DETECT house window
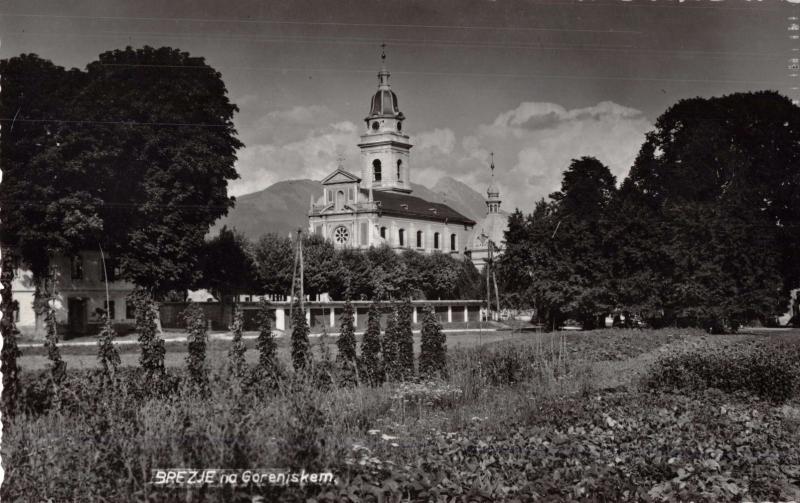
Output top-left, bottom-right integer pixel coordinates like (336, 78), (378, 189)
(398, 229), (405, 247)
(451, 234), (457, 251)
(125, 300), (135, 320)
(380, 226), (387, 239)
(373, 159), (382, 182)
(71, 255), (83, 280)
(104, 300), (116, 320)
(397, 160), (402, 181)
(434, 232), (440, 250)
(100, 257), (118, 282)
(416, 230), (423, 248)
(348, 187), (354, 201)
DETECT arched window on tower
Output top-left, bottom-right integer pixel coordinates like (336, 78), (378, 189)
(397, 160), (402, 182)
(434, 232), (440, 250)
(373, 159), (382, 182)
(416, 230), (423, 248)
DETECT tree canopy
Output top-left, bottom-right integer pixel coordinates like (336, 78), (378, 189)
(0, 47), (242, 295)
(498, 91), (800, 331)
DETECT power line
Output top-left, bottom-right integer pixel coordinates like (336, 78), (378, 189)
(0, 66), (782, 86)
(0, 118), (233, 128)
(7, 30), (784, 60)
(0, 12), (642, 34)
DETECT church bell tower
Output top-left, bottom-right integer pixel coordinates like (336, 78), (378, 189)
(358, 45), (413, 193)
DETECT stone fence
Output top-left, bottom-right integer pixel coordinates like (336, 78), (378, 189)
(159, 300), (486, 333)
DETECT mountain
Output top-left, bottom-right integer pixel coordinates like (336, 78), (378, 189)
(212, 177), (500, 241)
(212, 179), (322, 239)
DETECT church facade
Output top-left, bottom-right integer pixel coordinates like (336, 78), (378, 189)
(466, 158), (508, 272)
(308, 53), (477, 255)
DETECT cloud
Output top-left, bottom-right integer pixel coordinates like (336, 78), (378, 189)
(450, 101), (651, 212)
(231, 101), (653, 212)
(230, 117), (360, 196)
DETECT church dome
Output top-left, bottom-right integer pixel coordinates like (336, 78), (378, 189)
(487, 180), (500, 199)
(369, 88), (401, 117)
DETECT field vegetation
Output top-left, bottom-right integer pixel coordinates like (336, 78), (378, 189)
(3, 312), (800, 501)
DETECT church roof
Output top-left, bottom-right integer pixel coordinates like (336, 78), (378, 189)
(360, 189), (475, 226)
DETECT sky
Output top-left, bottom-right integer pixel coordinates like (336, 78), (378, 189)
(1, 0), (798, 213)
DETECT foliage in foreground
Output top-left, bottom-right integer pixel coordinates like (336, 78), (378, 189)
(4, 330), (800, 502)
(643, 341), (800, 402)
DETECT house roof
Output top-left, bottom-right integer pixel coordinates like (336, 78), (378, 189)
(360, 189), (476, 226)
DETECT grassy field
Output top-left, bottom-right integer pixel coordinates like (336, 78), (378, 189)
(3, 328), (800, 502)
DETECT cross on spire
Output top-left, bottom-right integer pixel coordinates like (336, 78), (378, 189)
(336, 154), (346, 168)
(380, 42), (386, 61)
(490, 152), (495, 175)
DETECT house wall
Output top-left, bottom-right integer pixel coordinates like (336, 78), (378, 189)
(10, 251), (137, 338)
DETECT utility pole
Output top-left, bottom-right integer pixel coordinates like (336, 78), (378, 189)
(486, 239), (493, 322)
(298, 228), (304, 312)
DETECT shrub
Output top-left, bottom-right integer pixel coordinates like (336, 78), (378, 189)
(130, 288), (165, 387)
(96, 316), (121, 376)
(419, 305), (447, 379)
(228, 307), (246, 378)
(44, 302), (66, 382)
(360, 303), (384, 386)
(182, 302), (208, 391)
(255, 299), (276, 365)
(314, 325), (335, 390)
(290, 300), (311, 372)
(643, 342), (800, 402)
(1, 257), (22, 420)
(383, 306), (402, 381)
(253, 298), (280, 386)
(395, 298), (415, 380)
(336, 300), (358, 386)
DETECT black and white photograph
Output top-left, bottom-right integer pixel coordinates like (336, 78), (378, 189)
(1, 0), (800, 501)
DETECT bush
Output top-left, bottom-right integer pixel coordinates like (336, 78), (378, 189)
(183, 302), (208, 391)
(290, 300), (311, 372)
(360, 303), (384, 386)
(643, 342), (800, 402)
(96, 316), (121, 375)
(228, 307), (246, 378)
(419, 305), (447, 379)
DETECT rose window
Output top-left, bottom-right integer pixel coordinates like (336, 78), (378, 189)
(333, 226), (350, 244)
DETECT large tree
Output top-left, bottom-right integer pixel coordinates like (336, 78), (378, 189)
(0, 54), (99, 319)
(1, 47), (242, 297)
(618, 91), (799, 329)
(301, 234), (339, 300)
(197, 226), (257, 302)
(253, 233), (295, 297)
(498, 158), (617, 329)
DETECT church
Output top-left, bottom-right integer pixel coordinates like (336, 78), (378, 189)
(308, 50), (507, 269)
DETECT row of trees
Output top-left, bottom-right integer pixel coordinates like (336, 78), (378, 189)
(290, 298), (448, 385)
(498, 92), (800, 332)
(199, 228), (484, 302)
